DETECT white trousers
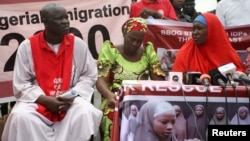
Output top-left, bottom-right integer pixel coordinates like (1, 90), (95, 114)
(1, 97), (102, 141)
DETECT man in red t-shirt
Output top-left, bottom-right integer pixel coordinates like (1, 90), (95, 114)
(130, 0), (178, 20)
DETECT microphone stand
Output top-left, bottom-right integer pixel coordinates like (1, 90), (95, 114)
(204, 85), (210, 128)
(233, 72), (250, 112)
(228, 74), (239, 124)
(201, 75), (212, 126)
(232, 87), (240, 125)
(180, 82), (204, 141)
(241, 81), (250, 111)
(221, 84), (229, 125)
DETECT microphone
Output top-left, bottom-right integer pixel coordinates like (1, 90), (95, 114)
(209, 68), (227, 88)
(183, 72), (202, 85)
(200, 74), (211, 87)
(217, 77), (227, 88)
(233, 71), (250, 84)
(168, 72), (183, 84)
(218, 63), (236, 88)
(173, 75), (179, 82)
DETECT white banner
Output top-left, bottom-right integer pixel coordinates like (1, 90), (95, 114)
(0, 0), (130, 98)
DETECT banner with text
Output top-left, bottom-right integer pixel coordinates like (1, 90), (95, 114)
(143, 19), (250, 73)
(115, 80), (250, 141)
(0, 0), (130, 100)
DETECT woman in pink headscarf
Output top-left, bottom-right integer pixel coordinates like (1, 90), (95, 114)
(186, 104), (208, 141)
(173, 104), (187, 141)
(134, 101), (178, 141)
(231, 106), (250, 125)
(134, 101), (201, 141)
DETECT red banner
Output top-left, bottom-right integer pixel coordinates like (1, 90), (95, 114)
(143, 19), (250, 73)
(144, 19), (250, 50)
(115, 80), (250, 141)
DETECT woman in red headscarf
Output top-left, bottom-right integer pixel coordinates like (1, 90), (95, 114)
(172, 13), (245, 74)
(96, 17), (166, 141)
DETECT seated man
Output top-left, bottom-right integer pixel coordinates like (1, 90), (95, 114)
(1, 3), (102, 141)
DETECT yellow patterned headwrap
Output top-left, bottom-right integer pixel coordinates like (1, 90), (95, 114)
(122, 17), (147, 35)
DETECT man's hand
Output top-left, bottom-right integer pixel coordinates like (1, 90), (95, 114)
(140, 8), (163, 19)
(36, 95), (73, 113)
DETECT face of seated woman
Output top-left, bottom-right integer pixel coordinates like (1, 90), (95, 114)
(215, 107), (225, 120)
(192, 22), (208, 46)
(238, 107), (249, 120)
(124, 30), (145, 52)
(152, 110), (176, 139)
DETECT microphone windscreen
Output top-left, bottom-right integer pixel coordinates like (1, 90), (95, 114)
(183, 72), (201, 85)
(200, 74), (211, 86)
(240, 75), (250, 84)
(233, 71), (244, 81)
(234, 71), (250, 84)
(236, 71), (247, 77)
(200, 74), (211, 81)
(218, 63), (236, 77)
(209, 68), (227, 85)
(217, 78), (226, 88)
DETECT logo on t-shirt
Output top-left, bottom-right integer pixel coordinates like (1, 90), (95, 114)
(158, 9), (164, 15)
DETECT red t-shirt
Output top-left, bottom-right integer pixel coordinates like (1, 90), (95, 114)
(130, 0), (178, 20)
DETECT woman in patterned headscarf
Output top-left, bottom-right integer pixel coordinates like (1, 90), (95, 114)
(96, 17), (166, 141)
